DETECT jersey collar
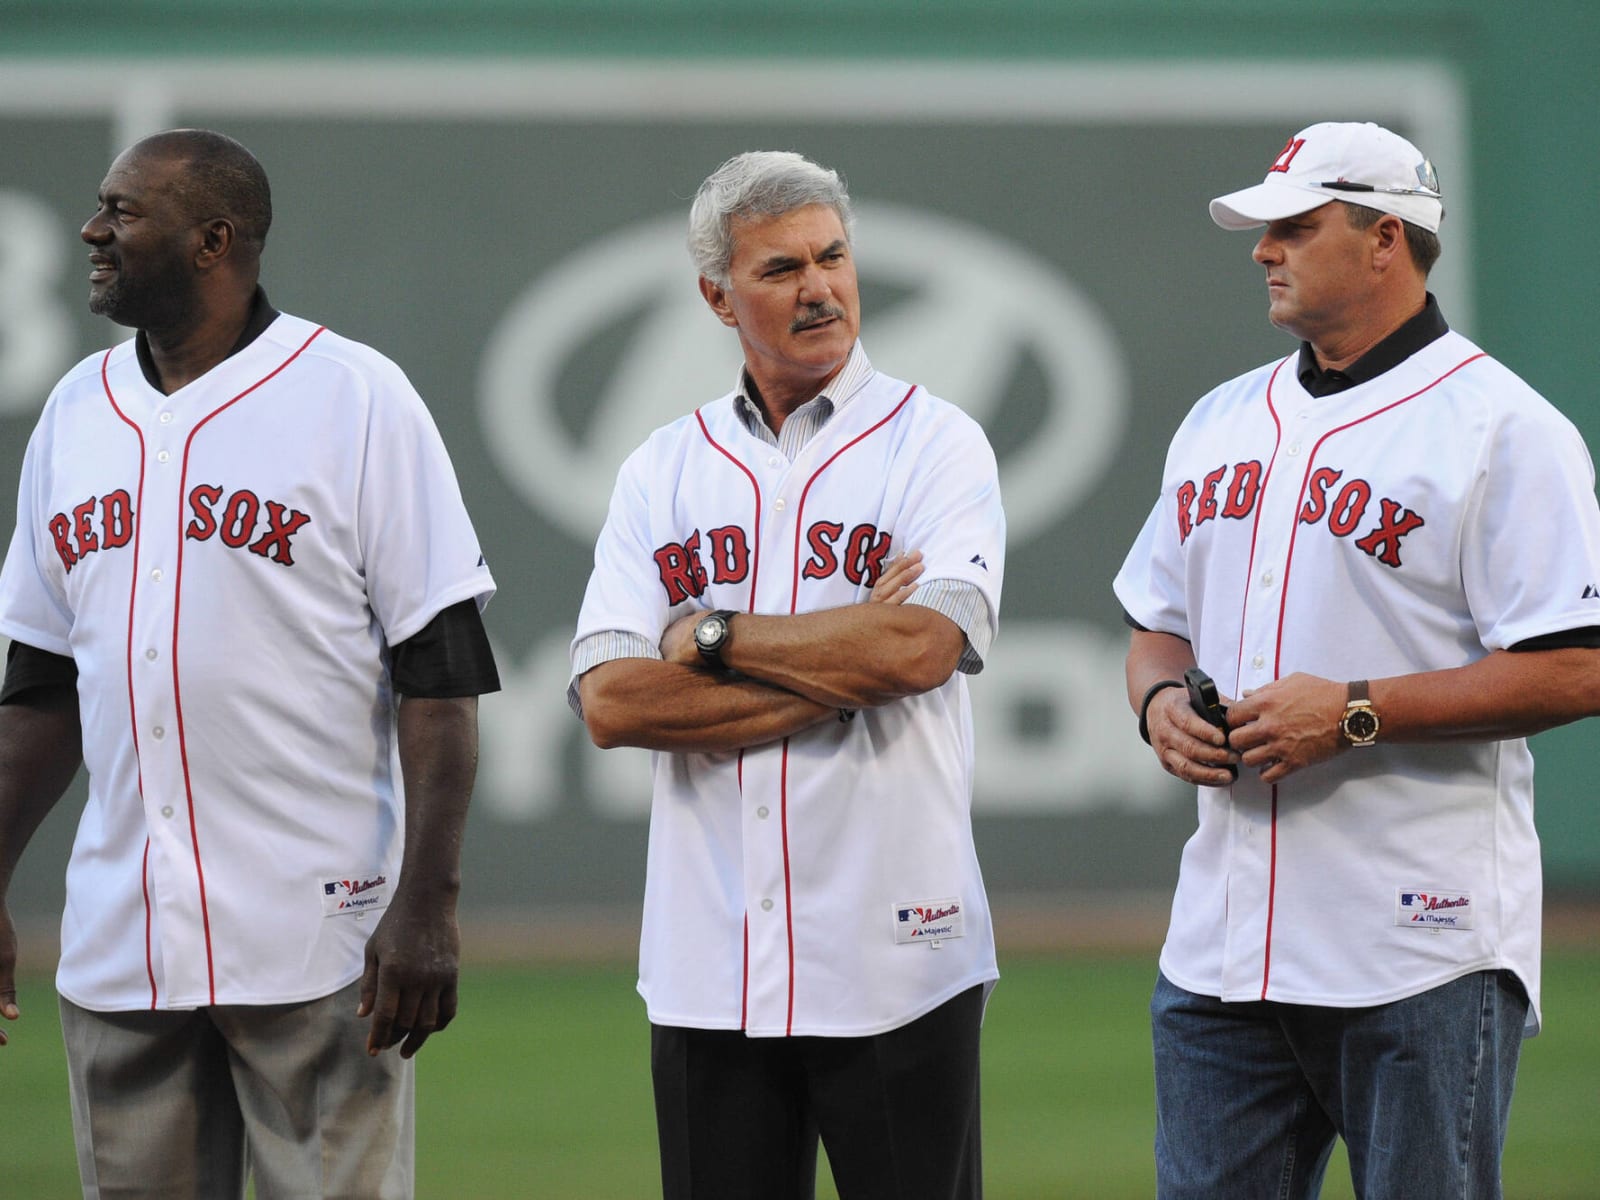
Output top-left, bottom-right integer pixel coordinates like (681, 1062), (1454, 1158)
(133, 286), (282, 393)
(1296, 293), (1449, 398)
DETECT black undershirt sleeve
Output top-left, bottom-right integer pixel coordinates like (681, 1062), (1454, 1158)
(389, 598), (502, 698)
(3, 601), (503, 707)
(1508, 626), (1600, 651)
(0, 640), (78, 707)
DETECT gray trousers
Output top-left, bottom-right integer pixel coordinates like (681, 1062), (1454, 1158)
(59, 979), (415, 1200)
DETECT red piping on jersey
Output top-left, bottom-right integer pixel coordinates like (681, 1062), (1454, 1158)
(695, 384), (917, 1035)
(1231, 359), (1290, 704)
(780, 740), (796, 1034)
(695, 409), (764, 608)
(1254, 350), (1487, 999)
(739, 753), (748, 1031)
(100, 351), (156, 1004)
(788, 385), (918, 614)
(695, 408), (766, 1030)
(782, 383), (917, 1034)
(105, 326), (328, 1007)
(141, 840), (156, 1007)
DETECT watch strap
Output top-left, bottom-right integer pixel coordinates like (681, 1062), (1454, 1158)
(1137, 679), (1184, 745)
(1341, 678), (1379, 746)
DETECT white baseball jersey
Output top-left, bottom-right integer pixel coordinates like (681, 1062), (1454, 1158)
(0, 312), (495, 1012)
(571, 349), (1005, 1038)
(1114, 328), (1600, 1033)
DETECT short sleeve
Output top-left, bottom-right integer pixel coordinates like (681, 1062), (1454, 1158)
(889, 409), (1005, 653)
(1460, 396), (1600, 651)
(570, 442), (679, 659)
(1112, 495), (1192, 640)
(0, 417), (76, 656)
(355, 361), (496, 645)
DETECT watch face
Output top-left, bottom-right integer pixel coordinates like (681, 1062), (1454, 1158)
(1344, 709), (1379, 741)
(695, 616), (725, 648)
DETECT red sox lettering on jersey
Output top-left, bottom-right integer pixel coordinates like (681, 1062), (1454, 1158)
(47, 486), (313, 572)
(1175, 460), (1425, 568)
(654, 521), (891, 604)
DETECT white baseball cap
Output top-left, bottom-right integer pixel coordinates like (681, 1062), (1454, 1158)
(1210, 121), (1443, 233)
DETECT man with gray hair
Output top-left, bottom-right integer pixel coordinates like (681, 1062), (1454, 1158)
(569, 149), (1006, 1199)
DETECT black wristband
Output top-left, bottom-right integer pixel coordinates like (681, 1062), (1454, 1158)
(1138, 679), (1184, 745)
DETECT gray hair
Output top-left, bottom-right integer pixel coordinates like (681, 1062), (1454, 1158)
(687, 151), (854, 286)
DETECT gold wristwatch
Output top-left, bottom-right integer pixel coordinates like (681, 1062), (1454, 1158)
(1339, 679), (1380, 747)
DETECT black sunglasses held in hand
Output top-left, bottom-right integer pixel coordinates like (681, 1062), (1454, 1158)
(1184, 667), (1237, 781)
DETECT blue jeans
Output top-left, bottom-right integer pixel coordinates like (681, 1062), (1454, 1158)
(1151, 969), (1527, 1200)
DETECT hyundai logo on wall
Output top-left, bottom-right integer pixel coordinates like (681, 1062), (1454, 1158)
(477, 203), (1128, 544)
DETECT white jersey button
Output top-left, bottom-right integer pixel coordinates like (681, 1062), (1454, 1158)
(1287, 442), (1302, 456)
(161, 805), (174, 818)
(768, 456), (782, 468)
(756, 806), (770, 819)
(149, 568), (163, 582)
(1260, 570), (1274, 587)
(1251, 653), (1265, 669)
(152, 725), (165, 739)
(157, 450), (170, 463)
(774, 498), (786, 512)
(159, 411), (173, 424)
(760, 898), (774, 912)
(145, 649), (157, 661)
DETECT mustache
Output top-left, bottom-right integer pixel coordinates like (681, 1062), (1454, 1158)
(789, 303), (845, 333)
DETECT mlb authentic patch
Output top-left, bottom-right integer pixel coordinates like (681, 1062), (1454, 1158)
(1395, 888), (1473, 930)
(321, 873), (391, 918)
(893, 897), (965, 946)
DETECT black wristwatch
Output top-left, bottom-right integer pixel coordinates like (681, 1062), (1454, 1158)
(693, 609), (736, 669)
(1339, 679), (1380, 747)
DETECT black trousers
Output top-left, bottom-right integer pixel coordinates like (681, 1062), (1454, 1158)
(651, 984), (985, 1200)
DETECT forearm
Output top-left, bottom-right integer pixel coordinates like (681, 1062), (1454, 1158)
(1369, 647), (1600, 742)
(580, 657), (835, 753)
(0, 697), (83, 895)
(394, 696), (479, 906)
(1124, 629), (1199, 713)
(718, 604), (965, 709)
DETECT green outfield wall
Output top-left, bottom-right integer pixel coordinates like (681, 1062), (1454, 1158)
(1, 1), (1595, 935)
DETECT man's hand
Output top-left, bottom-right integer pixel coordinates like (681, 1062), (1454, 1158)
(0, 902), (18, 1047)
(1145, 684), (1239, 787)
(870, 550), (923, 604)
(356, 893), (461, 1059)
(1226, 672), (1347, 784)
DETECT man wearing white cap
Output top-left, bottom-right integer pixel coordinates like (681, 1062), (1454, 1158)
(1114, 121), (1600, 1198)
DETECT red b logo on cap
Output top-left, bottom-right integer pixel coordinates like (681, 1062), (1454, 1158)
(1269, 137), (1306, 173)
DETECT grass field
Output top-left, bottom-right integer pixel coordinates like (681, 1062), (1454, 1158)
(4, 952), (1597, 1198)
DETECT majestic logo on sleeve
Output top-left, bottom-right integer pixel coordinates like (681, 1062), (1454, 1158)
(654, 520), (891, 604)
(1175, 461), (1425, 569)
